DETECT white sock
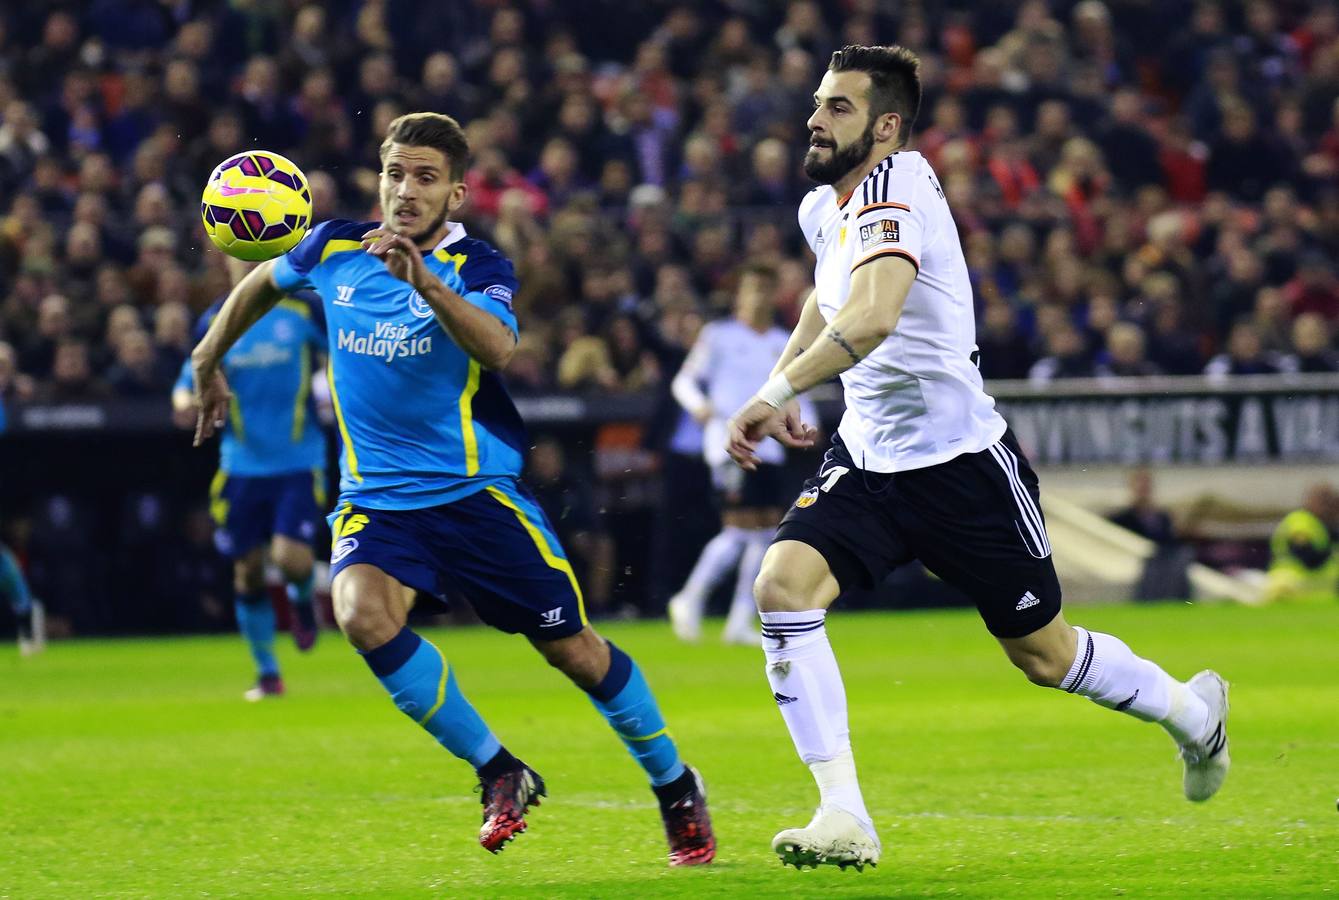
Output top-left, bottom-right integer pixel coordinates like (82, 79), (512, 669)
(761, 610), (873, 829)
(1062, 627), (1210, 745)
(723, 529), (769, 636)
(674, 527), (746, 616)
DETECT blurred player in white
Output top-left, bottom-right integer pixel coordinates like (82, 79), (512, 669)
(725, 45), (1231, 872)
(667, 264), (814, 645)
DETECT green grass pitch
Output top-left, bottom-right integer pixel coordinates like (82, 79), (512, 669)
(3, 603), (1336, 898)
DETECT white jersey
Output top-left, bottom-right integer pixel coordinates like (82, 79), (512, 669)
(673, 318), (808, 468)
(798, 150), (1006, 472)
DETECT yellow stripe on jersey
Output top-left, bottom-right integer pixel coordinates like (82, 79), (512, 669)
(276, 297), (312, 317)
(432, 249), (468, 274)
(484, 485), (588, 627)
(312, 468), (327, 510)
(291, 343), (311, 442)
(459, 359), (481, 476)
(209, 469), (229, 526)
(326, 358), (361, 482)
(320, 239), (364, 263)
(228, 395), (245, 442)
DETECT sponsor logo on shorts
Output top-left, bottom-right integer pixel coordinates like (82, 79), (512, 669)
(539, 606), (567, 628)
(1016, 590), (1040, 611)
(794, 487), (819, 509)
(331, 536), (359, 563)
(860, 219), (900, 251)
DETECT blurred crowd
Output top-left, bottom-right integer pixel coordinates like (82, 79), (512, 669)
(3, 0), (1339, 416)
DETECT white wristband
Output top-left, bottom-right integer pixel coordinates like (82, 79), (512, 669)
(756, 373), (797, 409)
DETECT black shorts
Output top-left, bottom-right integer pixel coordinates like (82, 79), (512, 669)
(775, 430), (1061, 639)
(711, 462), (788, 511)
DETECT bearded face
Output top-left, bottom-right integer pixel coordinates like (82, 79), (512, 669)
(803, 114), (877, 184)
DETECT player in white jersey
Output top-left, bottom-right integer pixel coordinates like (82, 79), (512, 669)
(724, 45), (1230, 872)
(667, 264), (813, 645)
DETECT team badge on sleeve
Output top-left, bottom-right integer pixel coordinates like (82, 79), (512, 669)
(484, 284), (514, 309)
(859, 219), (900, 251)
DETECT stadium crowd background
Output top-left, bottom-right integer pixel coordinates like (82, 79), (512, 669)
(1, 0), (1338, 630)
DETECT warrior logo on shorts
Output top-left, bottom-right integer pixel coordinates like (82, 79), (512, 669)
(331, 536), (359, 563)
(794, 487), (820, 509)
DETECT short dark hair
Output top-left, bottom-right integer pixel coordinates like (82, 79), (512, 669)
(380, 112), (470, 180)
(828, 45), (921, 147)
(740, 261), (779, 285)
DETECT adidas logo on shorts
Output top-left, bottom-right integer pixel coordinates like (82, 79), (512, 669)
(1016, 590), (1040, 611)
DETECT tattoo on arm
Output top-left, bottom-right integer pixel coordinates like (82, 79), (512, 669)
(825, 327), (862, 365)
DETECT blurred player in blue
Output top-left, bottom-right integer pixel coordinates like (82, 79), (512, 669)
(189, 113), (715, 865)
(2, 525), (44, 657)
(174, 256), (328, 701)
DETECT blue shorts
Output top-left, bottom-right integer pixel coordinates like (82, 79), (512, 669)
(210, 469), (326, 559)
(327, 479), (586, 640)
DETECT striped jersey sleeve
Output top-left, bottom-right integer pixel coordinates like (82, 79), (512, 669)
(849, 158), (923, 275)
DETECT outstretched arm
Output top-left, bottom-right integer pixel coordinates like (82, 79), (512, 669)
(190, 259), (285, 445)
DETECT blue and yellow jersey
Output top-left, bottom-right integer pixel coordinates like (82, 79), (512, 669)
(176, 294), (327, 476)
(270, 220), (526, 511)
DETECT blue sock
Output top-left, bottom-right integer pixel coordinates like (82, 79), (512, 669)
(286, 573), (316, 630)
(361, 628), (501, 767)
(586, 641), (685, 787)
(235, 592), (279, 678)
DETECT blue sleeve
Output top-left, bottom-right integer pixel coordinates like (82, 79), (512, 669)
(273, 220), (344, 292)
(290, 289), (327, 351)
(459, 253), (520, 335)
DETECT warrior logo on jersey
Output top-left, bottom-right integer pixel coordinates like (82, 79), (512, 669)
(859, 219), (900, 251)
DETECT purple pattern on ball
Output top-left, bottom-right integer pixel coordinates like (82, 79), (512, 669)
(239, 156), (260, 177)
(242, 209), (266, 237)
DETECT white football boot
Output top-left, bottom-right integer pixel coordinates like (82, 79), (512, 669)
(667, 592), (702, 642)
(772, 805), (881, 871)
(1180, 669), (1230, 802)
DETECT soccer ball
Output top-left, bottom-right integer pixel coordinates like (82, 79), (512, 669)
(200, 151), (313, 261)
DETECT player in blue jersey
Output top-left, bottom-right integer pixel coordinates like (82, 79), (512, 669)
(174, 256), (328, 701)
(189, 113), (715, 865)
(2, 531), (44, 656)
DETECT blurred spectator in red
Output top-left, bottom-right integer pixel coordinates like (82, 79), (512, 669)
(1283, 253), (1339, 321)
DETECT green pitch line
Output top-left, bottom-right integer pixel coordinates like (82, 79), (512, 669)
(2, 603), (1336, 898)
